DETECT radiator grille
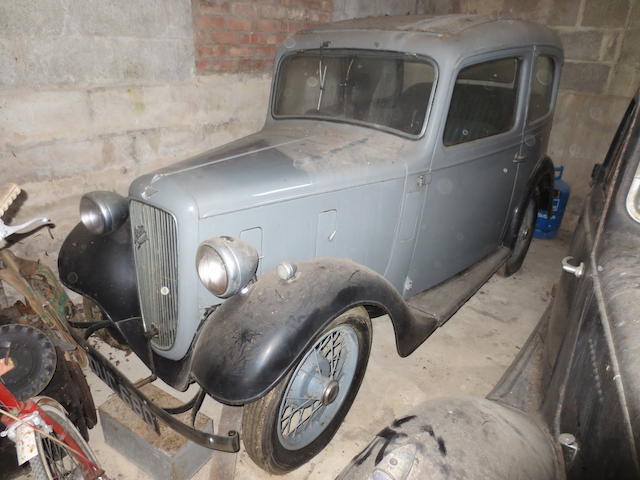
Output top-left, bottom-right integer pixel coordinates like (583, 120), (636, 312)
(130, 201), (179, 349)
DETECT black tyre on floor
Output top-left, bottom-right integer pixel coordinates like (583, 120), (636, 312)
(501, 191), (538, 277)
(242, 307), (372, 474)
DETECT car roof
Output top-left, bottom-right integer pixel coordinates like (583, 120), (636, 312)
(309, 14), (505, 35)
(306, 14), (555, 40)
(287, 14), (562, 59)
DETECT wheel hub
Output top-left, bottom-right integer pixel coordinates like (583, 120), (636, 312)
(322, 379), (339, 405)
(277, 324), (360, 450)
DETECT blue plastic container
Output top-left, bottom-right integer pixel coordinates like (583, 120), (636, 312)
(534, 166), (570, 239)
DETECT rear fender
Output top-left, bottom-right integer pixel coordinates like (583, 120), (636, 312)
(190, 258), (437, 405)
(504, 156), (555, 249)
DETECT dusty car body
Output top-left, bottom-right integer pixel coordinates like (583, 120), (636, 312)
(58, 15), (563, 473)
(339, 91), (640, 480)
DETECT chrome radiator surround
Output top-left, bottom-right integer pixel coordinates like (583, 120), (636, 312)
(130, 200), (179, 349)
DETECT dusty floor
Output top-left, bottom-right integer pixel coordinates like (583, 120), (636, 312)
(25, 233), (569, 480)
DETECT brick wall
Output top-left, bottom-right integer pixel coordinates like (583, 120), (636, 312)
(193, 0), (333, 73)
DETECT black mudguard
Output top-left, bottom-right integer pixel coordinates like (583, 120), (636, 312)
(191, 258), (437, 405)
(503, 156), (555, 249)
(59, 224), (436, 402)
(58, 221), (192, 390)
(59, 221), (140, 323)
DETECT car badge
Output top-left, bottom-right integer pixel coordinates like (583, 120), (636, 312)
(142, 185), (158, 199)
(134, 225), (148, 249)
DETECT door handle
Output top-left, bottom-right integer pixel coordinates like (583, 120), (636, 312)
(513, 152), (526, 163)
(562, 256), (584, 278)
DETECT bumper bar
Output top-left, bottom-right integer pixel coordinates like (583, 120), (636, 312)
(74, 327), (240, 453)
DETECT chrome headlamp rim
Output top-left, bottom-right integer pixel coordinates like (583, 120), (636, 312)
(79, 191), (129, 235)
(195, 244), (229, 297)
(196, 236), (259, 298)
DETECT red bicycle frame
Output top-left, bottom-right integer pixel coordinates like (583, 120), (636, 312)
(0, 381), (103, 479)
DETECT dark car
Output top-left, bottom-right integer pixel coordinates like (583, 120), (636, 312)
(338, 90), (640, 480)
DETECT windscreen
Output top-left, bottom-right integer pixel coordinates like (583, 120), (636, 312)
(273, 50), (436, 136)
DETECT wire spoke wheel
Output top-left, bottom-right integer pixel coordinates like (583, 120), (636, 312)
(29, 402), (100, 480)
(41, 433), (81, 479)
(277, 325), (358, 449)
(242, 307), (371, 474)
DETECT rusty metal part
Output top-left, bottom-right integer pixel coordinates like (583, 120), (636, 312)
(0, 251), (96, 439)
(81, 297), (129, 350)
(0, 250), (85, 367)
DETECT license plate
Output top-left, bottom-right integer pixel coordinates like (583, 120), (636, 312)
(87, 348), (160, 434)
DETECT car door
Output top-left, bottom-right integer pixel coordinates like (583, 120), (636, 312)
(406, 50), (530, 295)
(513, 48), (562, 200)
(545, 95), (639, 479)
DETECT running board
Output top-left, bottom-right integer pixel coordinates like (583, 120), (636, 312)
(407, 247), (511, 328)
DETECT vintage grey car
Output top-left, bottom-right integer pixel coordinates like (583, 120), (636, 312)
(59, 15), (563, 473)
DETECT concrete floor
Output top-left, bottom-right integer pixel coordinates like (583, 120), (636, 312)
(32, 234), (569, 480)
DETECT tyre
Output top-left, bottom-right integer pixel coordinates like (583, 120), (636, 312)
(29, 401), (101, 480)
(500, 192), (538, 277)
(242, 306), (372, 474)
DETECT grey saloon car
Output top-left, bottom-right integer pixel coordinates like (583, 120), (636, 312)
(59, 14), (563, 474)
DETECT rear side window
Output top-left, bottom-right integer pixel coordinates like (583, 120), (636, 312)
(527, 55), (555, 123)
(444, 57), (521, 146)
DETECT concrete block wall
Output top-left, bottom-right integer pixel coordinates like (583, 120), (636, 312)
(421, 0), (640, 224)
(1, 0), (273, 270)
(0, 0), (421, 271)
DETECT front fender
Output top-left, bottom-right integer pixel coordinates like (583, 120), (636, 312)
(58, 221), (193, 390)
(58, 220), (140, 323)
(190, 258), (437, 405)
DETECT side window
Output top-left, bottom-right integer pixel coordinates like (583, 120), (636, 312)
(527, 55), (555, 123)
(444, 57), (521, 146)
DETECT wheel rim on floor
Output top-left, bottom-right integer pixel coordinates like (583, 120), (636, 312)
(41, 433), (84, 480)
(277, 325), (359, 450)
(33, 403), (98, 480)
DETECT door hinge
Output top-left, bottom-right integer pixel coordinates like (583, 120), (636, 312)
(416, 174), (431, 187)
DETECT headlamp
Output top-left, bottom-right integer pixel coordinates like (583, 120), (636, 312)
(196, 236), (258, 298)
(79, 191), (128, 235)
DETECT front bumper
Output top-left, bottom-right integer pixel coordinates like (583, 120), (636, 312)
(75, 325), (239, 453)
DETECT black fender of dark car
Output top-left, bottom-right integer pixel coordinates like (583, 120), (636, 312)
(503, 156), (555, 249)
(190, 258), (437, 405)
